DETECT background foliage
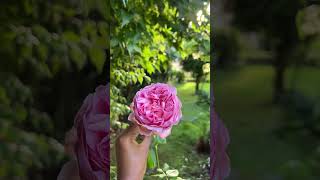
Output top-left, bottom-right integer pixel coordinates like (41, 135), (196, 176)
(110, 0), (211, 179)
(110, 0), (210, 124)
(213, 0), (320, 179)
(0, 0), (108, 179)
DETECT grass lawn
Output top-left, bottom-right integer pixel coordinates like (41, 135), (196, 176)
(214, 65), (320, 179)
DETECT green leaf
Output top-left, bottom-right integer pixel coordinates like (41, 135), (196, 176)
(96, 37), (109, 49)
(131, 75), (137, 84)
(36, 44), (48, 62)
(203, 40), (210, 52)
(62, 31), (80, 43)
(70, 45), (86, 70)
(82, 21), (96, 37)
(144, 76), (151, 83)
(163, 163), (170, 171)
(110, 38), (119, 47)
(122, 0), (128, 7)
(154, 170), (166, 178)
(15, 104), (27, 123)
(154, 135), (166, 145)
(0, 86), (9, 105)
(142, 46), (153, 60)
(137, 75), (143, 84)
(145, 61), (154, 74)
(120, 10), (133, 27)
(89, 47), (105, 73)
(182, 39), (197, 51)
(158, 54), (166, 62)
(21, 46), (32, 60)
(166, 169), (179, 177)
(147, 148), (157, 169)
(127, 44), (141, 55)
(36, 61), (53, 78)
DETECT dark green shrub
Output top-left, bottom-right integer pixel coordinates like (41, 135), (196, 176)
(170, 71), (185, 84)
(213, 28), (241, 68)
(277, 90), (320, 139)
(196, 89), (210, 106)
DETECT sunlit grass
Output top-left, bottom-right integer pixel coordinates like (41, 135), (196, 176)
(175, 82), (209, 122)
(214, 65), (320, 179)
(157, 81), (210, 179)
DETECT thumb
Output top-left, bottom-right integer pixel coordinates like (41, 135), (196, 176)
(64, 127), (77, 158)
(123, 124), (140, 141)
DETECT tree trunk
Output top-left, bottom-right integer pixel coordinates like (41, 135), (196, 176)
(273, 48), (287, 103)
(195, 81), (199, 93)
(195, 75), (201, 94)
(273, 64), (285, 102)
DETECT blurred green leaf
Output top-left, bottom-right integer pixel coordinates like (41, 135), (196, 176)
(36, 43), (48, 61)
(14, 104), (27, 123)
(144, 61), (154, 74)
(137, 74), (143, 84)
(122, 0), (128, 7)
(154, 135), (166, 145)
(163, 163), (170, 171)
(70, 44), (86, 70)
(89, 46), (105, 73)
(147, 148), (157, 169)
(0, 87), (9, 105)
(127, 43), (141, 55)
(62, 31), (80, 43)
(120, 10), (132, 27)
(0, 0), (109, 178)
(166, 169), (179, 177)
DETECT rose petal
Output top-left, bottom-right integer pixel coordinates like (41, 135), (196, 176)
(130, 83), (182, 138)
(211, 110), (230, 180)
(128, 112), (135, 122)
(73, 84), (110, 180)
(158, 127), (172, 139)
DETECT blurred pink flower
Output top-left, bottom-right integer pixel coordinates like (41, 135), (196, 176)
(129, 83), (182, 138)
(211, 110), (230, 180)
(74, 84), (110, 180)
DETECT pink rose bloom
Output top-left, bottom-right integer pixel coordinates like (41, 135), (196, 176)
(74, 84), (110, 180)
(128, 83), (182, 138)
(210, 109), (230, 180)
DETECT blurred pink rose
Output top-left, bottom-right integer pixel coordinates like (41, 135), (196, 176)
(210, 109), (230, 180)
(74, 84), (110, 180)
(128, 83), (182, 138)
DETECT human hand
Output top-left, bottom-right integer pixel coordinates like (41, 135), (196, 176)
(116, 124), (152, 180)
(57, 127), (80, 180)
(57, 159), (80, 180)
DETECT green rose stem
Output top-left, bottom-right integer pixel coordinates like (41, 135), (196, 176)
(154, 136), (168, 180)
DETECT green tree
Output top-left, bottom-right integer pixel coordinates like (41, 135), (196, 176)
(231, 0), (319, 102)
(182, 57), (209, 93)
(110, 0), (209, 124)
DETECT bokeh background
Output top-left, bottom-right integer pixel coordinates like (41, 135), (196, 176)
(0, 0), (109, 179)
(109, 0), (211, 179)
(2, 0), (318, 179)
(213, 0), (320, 179)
